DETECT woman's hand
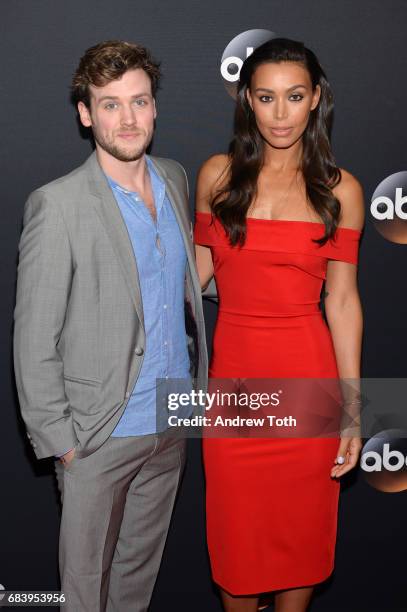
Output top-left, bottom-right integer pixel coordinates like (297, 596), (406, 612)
(331, 436), (363, 478)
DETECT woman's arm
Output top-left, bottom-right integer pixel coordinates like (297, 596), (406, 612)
(194, 154), (229, 290)
(325, 170), (365, 477)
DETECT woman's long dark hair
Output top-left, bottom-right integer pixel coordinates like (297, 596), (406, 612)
(211, 37), (341, 246)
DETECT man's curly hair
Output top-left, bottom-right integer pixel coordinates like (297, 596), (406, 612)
(71, 40), (161, 107)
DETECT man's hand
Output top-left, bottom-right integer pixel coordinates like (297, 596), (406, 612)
(60, 447), (76, 467)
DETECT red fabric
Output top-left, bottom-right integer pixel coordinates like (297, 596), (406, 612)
(194, 211), (362, 595)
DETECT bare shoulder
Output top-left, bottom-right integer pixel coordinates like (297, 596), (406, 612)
(333, 168), (365, 231)
(195, 154), (230, 213)
(199, 153), (230, 181)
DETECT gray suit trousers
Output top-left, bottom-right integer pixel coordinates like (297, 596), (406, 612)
(54, 431), (186, 612)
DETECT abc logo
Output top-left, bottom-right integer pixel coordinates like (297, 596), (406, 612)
(220, 29), (276, 98)
(370, 171), (407, 243)
(361, 429), (407, 492)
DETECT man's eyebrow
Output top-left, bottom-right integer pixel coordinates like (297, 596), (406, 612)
(96, 93), (152, 102)
(254, 84), (308, 93)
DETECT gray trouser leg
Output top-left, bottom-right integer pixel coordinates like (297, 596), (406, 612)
(55, 431), (186, 612)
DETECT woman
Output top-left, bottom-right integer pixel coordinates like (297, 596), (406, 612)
(194, 38), (364, 612)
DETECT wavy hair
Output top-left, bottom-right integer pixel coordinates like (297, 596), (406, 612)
(71, 40), (161, 107)
(211, 37), (341, 246)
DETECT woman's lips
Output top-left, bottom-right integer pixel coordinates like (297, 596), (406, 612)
(270, 127), (293, 137)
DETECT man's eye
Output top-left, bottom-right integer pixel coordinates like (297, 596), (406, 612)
(290, 94), (304, 101)
(134, 99), (147, 107)
(104, 103), (117, 110)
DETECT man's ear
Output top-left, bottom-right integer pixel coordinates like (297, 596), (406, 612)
(153, 98), (157, 120)
(77, 101), (92, 128)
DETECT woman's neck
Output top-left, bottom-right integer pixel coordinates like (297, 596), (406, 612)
(262, 139), (303, 174)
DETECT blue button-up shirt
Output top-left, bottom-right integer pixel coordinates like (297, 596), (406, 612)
(108, 156), (191, 436)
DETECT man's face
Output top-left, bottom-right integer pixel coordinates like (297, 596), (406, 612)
(78, 68), (156, 162)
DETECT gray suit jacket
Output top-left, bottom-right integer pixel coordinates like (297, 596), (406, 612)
(13, 151), (208, 460)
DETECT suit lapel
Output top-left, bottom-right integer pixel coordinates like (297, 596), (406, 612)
(86, 152), (145, 328)
(148, 157), (197, 289)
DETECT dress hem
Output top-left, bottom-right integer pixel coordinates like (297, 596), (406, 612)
(211, 564), (335, 597)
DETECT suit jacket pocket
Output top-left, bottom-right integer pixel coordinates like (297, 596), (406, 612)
(63, 374), (102, 415)
(63, 374), (102, 387)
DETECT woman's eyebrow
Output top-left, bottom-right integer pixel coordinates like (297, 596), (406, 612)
(254, 84), (308, 93)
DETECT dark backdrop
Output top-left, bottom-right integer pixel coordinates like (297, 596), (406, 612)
(1, 1), (407, 610)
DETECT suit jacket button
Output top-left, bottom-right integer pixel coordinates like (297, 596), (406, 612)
(134, 346), (144, 356)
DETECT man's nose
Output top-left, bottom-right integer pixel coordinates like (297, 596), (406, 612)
(120, 104), (137, 126)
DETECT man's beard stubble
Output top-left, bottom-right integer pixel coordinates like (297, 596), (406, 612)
(94, 129), (152, 163)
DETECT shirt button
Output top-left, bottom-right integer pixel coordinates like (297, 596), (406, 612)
(164, 341), (168, 346)
(163, 304), (167, 309)
(125, 391), (131, 398)
(134, 346), (144, 356)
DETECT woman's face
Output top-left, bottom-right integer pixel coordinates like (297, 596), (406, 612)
(246, 61), (321, 150)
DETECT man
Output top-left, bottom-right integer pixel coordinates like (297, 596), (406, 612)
(14, 40), (207, 612)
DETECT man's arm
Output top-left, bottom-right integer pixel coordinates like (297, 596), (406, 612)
(13, 189), (77, 459)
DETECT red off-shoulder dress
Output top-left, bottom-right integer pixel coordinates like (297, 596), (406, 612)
(194, 211), (362, 595)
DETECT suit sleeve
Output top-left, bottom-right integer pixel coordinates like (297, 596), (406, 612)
(13, 190), (78, 459)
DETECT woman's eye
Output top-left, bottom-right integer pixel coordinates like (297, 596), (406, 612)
(290, 94), (304, 101)
(259, 95), (273, 103)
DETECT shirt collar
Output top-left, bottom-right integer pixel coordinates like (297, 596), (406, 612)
(106, 155), (166, 208)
